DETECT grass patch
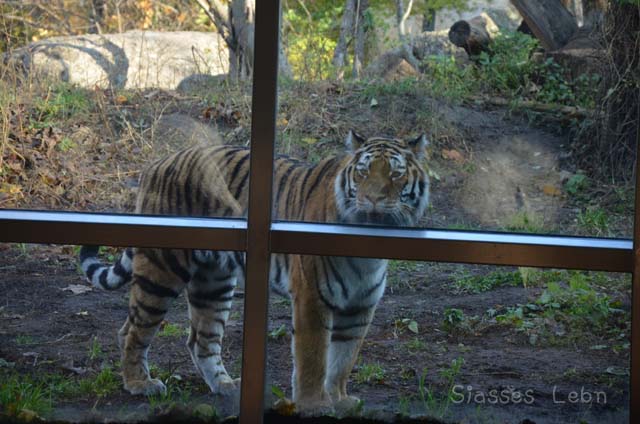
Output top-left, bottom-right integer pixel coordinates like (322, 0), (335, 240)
(0, 374), (52, 418)
(34, 83), (91, 126)
(354, 362), (385, 385)
(15, 335), (35, 346)
(147, 379), (194, 412)
(452, 270), (522, 294)
(87, 336), (104, 361)
(417, 357), (465, 419)
(405, 337), (427, 353)
(493, 271), (628, 345)
(78, 366), (120, 398)
(577, 207), (611, 236)
(158, 322), (189, 338)
(505, 210), (546, 233)
(387, 260), (421, 290)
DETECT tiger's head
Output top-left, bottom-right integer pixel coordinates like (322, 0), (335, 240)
(335, 130), (430, 227)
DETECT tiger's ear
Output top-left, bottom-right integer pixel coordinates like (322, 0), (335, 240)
(345, 130), (366, 152)
(408, 134), (429, 159)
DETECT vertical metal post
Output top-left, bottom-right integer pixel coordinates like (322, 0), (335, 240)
(239, 1), (281, 423)
(631, 109), (640, 422)
(632, 127), (640, 423)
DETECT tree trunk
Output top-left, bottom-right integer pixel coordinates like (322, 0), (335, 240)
(448, 16), (492, 57)
(89, 0), (106, 34)
(333, 0), (357, 79)
(352, 0), (369, 78)
(573, 1), (638, 181)
(583, 0), (607, 29)
(422, 9), (436, 32)
(511, 0), (578, 50)
(194, 0), (291, 80)
(229, 0), (255, 79)
(394, 0), (420, 71)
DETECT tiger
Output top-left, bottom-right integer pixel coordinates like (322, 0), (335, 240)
(79, 130), (430, 414)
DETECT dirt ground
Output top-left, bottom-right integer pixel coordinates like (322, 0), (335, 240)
(0, 95), (632, 423)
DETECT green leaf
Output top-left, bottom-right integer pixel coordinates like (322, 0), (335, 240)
(271, 385), (285, 399)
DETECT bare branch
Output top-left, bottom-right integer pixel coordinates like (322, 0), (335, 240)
(193, 0), (235, 49)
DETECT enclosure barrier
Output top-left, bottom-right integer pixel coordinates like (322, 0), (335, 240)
(0, 1), (638, 423)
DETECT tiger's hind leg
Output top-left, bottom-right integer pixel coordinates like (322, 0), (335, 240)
(325, 307), (377, 413)
(186, 250), (241, 395)
(119, 249), (189, 395)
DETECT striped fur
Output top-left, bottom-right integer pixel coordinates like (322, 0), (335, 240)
(79, 131), (430, 413)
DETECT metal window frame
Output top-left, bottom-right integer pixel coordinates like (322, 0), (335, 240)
(0, 1), (637, 423)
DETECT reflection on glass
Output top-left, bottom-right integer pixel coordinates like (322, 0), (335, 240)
(265, 255), (630, 422)
(0, 243), (245, 421)
(277, 2), (637, 238)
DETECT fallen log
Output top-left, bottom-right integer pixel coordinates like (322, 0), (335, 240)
(510, 0), (578, 50)
(448, 15), (492, 57)
(470, 96), (590, 119)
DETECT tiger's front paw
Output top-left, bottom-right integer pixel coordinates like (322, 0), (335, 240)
(125, 378), (166, 396)
(334, 395), (362, 416)
(213, 377), (240, 396)
(295, 398), (334, 417)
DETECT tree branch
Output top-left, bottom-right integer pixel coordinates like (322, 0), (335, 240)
(193, 0), (235, 50)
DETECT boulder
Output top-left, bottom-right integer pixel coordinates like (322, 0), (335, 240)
(5, 31), (229, 90)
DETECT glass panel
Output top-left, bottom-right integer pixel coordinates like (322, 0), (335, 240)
(264, 253), (630, 422)
(0, 242), (245, 421)
(275, 2), (637, 238)
(0, 2), (253, 221)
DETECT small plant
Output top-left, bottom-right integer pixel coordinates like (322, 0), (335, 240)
(158, 322), (188, 337)
(417, 357), (465, 419)
(393, 318), (419, 337)
(147, 375), (193, 411)
(88, 336), (104, 360)
(56, 137), (77, 152)
(423, 55), (477, 101)
(269, 324), (288, 340)
(406, 337), (427, 353)
(442, 308), (466, 333)
(577, 207), (610, 236)
(78, 366), (120, 398)
(354, 362), (385, 385)
(564, 172), (588, 196)
(15, 334), (35, 345)
(398, 395), (411, 417)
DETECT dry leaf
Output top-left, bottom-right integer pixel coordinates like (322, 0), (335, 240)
(115, 94), (128, 104)
(273, 398), (296, 416)
(62, 284), (92, 295)
(442, 149), (464, 163)
(542, 185), (562, 197)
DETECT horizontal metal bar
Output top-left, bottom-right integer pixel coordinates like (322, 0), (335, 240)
(271, 222), (634, 273)
(0, 210), (247, 250)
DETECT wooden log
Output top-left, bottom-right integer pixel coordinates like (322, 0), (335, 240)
(448, 16), (492, 57)
(510, 0), (578, 50)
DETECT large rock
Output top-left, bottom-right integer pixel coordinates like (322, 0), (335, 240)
(5, 31), (229, 90)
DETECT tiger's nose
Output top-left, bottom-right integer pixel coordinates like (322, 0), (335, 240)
(364, 194), (386, 207)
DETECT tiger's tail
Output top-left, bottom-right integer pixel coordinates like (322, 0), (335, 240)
(79, 246), (133, 290)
